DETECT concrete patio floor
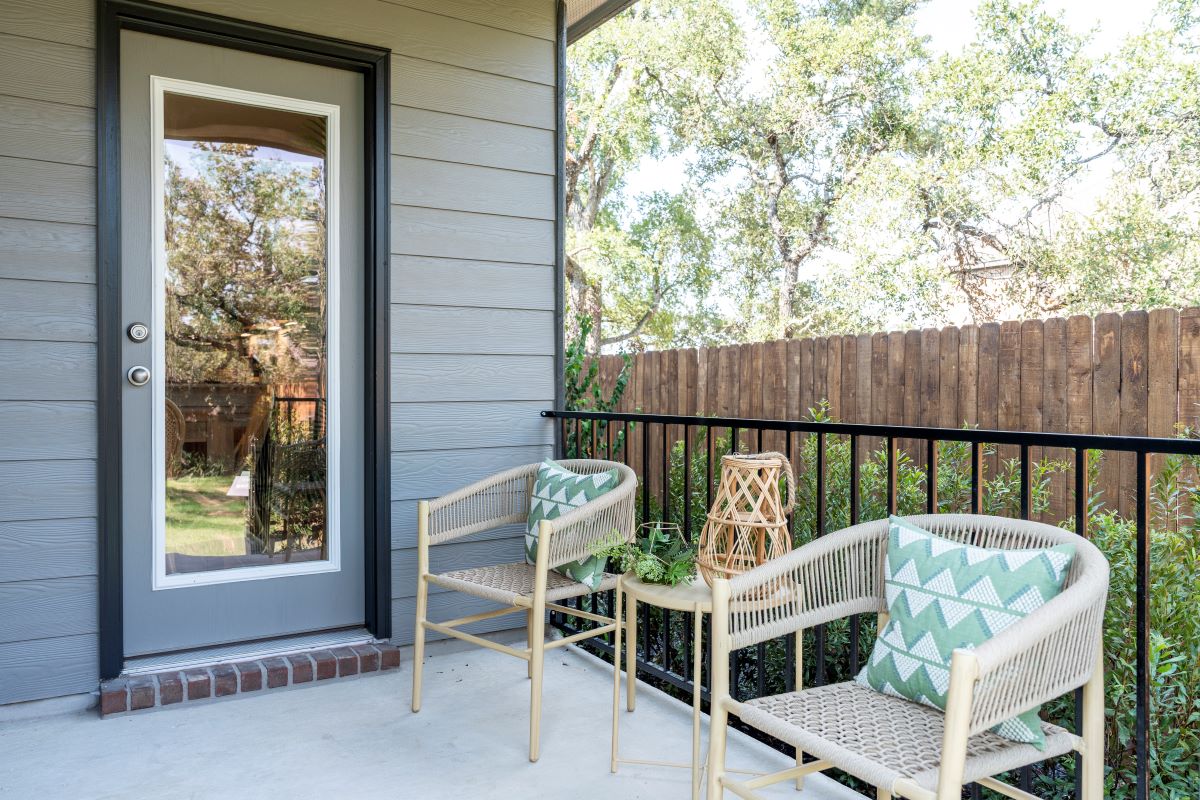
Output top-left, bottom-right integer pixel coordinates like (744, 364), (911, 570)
(0, 636), (865, 800)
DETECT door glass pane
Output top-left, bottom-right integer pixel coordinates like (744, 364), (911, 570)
(161, 91), (330, 576)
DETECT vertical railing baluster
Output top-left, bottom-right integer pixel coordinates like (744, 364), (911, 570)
(706, 426), (715, 512)
(731, 426), (739, 455)
(886, 437), (898, 515)
(641, 422), (650, 525)
(661, 424), (670, 525)
(756, 427), (763, 452)
(1135, 451), (1150, 800)
(849, 435), (860, 525)
(574, 418), (581, 459)
(1019, 443), (1031, 520)
(1017, 440), (1033, 792)
(683, 426), (692, 541)
(971, 441), (983, 514)
(1073, 447), (1090, 799)
(814, 431), (827, 687)
(622, 421), (630, 465)
(926, 439), (938, 514)
(591, 418), (598, 458)
(849, 434), (861, 673)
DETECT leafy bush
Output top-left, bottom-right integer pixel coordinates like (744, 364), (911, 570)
(563, 313), (631, 459)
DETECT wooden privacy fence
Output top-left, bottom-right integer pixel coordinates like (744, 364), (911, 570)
(592, 307), (1200, 523)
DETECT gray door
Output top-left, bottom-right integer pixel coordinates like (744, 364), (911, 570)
(120, 30), (365, 656)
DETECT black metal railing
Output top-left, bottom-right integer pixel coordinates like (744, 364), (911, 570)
(543, 408), (1200, 800)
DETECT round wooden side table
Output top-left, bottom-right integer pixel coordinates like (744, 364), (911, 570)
(610, 573), (713, 800)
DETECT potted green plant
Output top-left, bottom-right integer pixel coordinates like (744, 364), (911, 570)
(594, 522), (697, 586)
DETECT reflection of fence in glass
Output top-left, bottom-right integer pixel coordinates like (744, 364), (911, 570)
(247, 396), (326, 560)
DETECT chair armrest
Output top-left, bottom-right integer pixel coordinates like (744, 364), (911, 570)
(425, 463), (537, 545)
(543, 462), (638, 570)
(725, 520), (890, 650)
(967, 559), (1109, 736)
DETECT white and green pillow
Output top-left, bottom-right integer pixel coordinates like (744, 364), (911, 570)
(525, 460), (619, 590)
(857, 516), (1075, 748)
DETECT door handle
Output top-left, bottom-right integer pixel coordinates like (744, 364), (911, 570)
(127, 366), (151, 386)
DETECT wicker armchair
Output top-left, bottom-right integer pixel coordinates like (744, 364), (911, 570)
(411, 459), (637, 762)
(706, 514), (1110, 800)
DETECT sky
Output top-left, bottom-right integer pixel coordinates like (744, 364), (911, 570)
(622, 0), (1158, 200)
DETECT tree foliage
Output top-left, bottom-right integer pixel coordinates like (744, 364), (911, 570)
(568, 0), (1200, 349)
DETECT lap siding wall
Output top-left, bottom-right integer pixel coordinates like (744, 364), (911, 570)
(0, 0), (557, 704)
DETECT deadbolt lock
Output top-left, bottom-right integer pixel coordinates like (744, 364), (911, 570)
(127, 322), (149, 342)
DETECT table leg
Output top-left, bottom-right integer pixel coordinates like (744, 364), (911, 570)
(691, 603), (703, 800)
(611, 578), (623, 773)
(626, 593), (637, 711)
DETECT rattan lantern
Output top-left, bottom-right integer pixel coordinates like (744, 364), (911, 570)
(697, 451), (795, 586)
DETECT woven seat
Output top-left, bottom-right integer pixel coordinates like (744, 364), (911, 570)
(428, 562), (619, 606)
(731, 682), (1076, 792)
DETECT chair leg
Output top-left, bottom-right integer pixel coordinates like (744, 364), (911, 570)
(1081, 650), (1105, 799)
(529, 602), (545, 762)
(626, 594), (637, 711)
(706, 699), (729, 800)
(794, 629), (804, 790)
(526, 608), (534, 679)
(411, 501), (430, 714)
(411, 576), (428, 712)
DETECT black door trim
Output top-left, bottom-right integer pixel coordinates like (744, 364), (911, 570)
(96, 0), (391, 680)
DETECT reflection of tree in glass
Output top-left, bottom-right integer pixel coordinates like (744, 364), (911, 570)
(164, 142), (327, 390)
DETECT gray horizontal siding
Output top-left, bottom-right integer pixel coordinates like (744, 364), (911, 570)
(0, 0), (556, 701)
(391, 401), (553, 452)
(0, 156), (94, 225)
(0, 341), (95, 401)
(391, 306), (553, 355)
(0, 218), (95, 283)
(0, 32), (91, 107)
(0, 402), (96, 460)
(391, 55), (554, 129)
(0, 460), (96, 522)
(391, 107), (553, 175)
(391, 156), (554, 219)
(392, 256), (554, 310)
(391, 354), (554, 402)
(391, 205), (554, 264)
(0, 517), (96, 583)
(381, 0), (555, 41)
(390, 445), (550, 502)
(0, 96), (93, 166)
(0, 575), (96, 644)
(0, 279), (96, 341)
(0, 633), (98, 704)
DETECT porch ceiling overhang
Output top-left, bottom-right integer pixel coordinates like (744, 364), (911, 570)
(566, 0), (638, 44)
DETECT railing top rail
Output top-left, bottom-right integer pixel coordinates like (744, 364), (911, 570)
(542, 409), (1200, 456)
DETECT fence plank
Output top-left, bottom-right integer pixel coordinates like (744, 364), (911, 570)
(939, 326), (959, 430)
(841, 335), (857, 424)
(1119, 310), (1149, 516)
(1093, 312), (1122, 512)
(856, 333), (872, 424)
(1181, 308), (1200, 429)
(1043, 317), (1068, 522)
(827, 335), (843, 420)
(921, 328), (941, 429)
(958, 325), (978, 428)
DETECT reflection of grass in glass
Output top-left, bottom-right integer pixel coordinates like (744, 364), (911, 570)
(165, 475), (246, 556)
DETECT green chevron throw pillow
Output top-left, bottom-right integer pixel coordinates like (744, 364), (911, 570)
(857, 516), (1075, 748)
(525, 460), (619, 590)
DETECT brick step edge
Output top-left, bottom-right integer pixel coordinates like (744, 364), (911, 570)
(99, 643), (400, 717)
